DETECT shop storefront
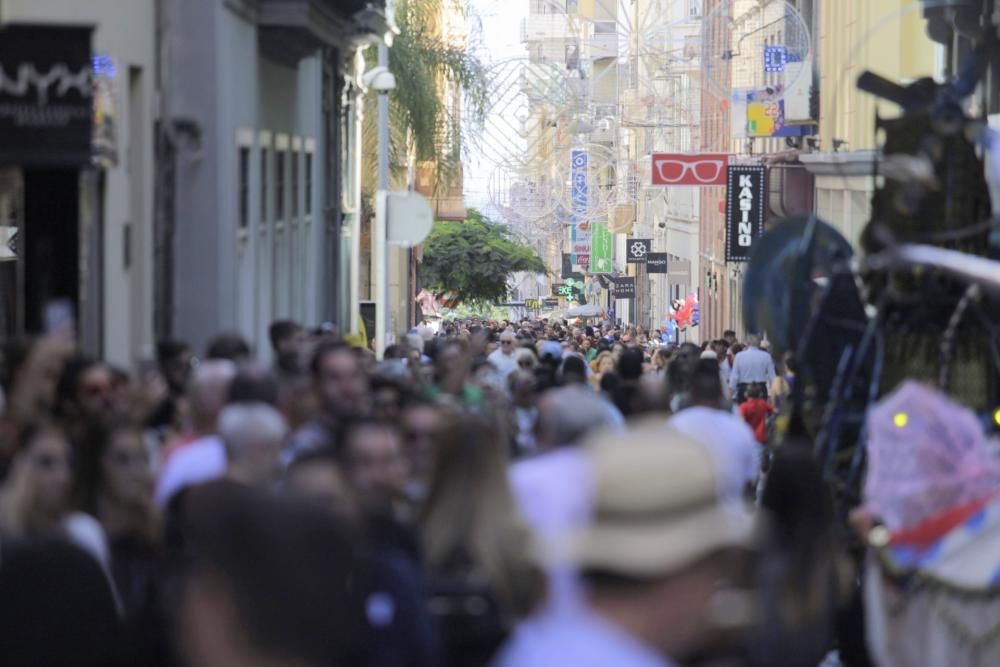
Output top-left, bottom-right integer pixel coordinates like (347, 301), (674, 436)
(0, 23), (99, 350)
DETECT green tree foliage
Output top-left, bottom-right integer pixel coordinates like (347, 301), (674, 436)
(421, 209), (548, 305)
(364, 0), (488, 192)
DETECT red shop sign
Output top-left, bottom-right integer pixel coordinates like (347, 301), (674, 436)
(651, 153), (731, 186)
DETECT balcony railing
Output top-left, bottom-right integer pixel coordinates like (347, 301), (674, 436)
(520, 14), (572, 43)
(258, 0), (391, 64)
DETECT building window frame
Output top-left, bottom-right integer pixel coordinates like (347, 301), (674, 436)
(259, 130), (272, 230)
(305, 138), (315, 219)
(291, 137), (302, 220)
(275, 133), (289, 224)
(236, 128), (254, 239)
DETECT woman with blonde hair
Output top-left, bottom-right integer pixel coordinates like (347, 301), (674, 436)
(513, 347), (538, 373)
(419, 409), (542, 666)
(590, 351), (615, 390)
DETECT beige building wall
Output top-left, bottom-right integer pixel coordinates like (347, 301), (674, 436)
(818, 0), (936, 154)
(805, 0), (940, 251)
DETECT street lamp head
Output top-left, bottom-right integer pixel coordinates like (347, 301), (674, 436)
(362, 66), (396, 92)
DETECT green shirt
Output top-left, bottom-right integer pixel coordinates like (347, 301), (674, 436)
(426, 382), (485, 407)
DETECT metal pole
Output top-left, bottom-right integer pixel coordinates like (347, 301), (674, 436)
(374, 41), (390, 358)
(349, 51), (363, 338)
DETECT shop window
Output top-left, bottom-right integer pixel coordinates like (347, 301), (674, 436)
(276, 151), (285, 221)
(239, 147), (250, 228)
(260, 148), (269, 224)
(291, 151), (299, 218)
(305, 153), (313, 216)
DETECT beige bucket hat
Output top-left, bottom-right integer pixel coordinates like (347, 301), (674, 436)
(568, 424), (752, 578)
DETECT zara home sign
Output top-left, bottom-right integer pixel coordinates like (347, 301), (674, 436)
(725, 164), (766, 263)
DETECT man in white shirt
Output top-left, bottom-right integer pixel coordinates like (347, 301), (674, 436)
(155, 360), (236, 507)
(729, 333), (776, 404)
(671, 358), (759, 502)
(509, 386), (624, 611)
(487, 330), (518, 377)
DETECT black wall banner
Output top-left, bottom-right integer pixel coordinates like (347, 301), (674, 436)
(646, 252), (668, 274)
(611, 276), (635, 298)
(626, 238), (652, 263)
(725, 164), (767, 263)
(0, 24), (94, 166)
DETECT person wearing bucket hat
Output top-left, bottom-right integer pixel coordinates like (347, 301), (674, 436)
(495, 425), (751, 667)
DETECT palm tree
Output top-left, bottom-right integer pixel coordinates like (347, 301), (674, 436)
(362, 0), (488, 199)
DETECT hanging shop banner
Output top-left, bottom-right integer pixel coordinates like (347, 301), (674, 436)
(570, 150), (589, 262)
(651, 153), (730, 186)
(725, 164), (767, 263)
(611, 276), (635, 299)
(626, 238), (652, 264)
(0, 24), (94, 165)
(591, 220), (613, 273)
(646, 252), (668, 274)
(561, 253), (584, 281)
(746, 89), (811, 138)
(612, 276), (636, 299)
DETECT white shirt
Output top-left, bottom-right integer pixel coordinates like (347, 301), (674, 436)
(719, 358), (732, 397)
(154, 434), (226, 507)
(487, 347), (518, 377)
(509, 448), (594, 613)
(63, 512), (111, 571)
(669, 407), (759, 502)
(729, 346), (776, 393)
(496, 606), (677, 667)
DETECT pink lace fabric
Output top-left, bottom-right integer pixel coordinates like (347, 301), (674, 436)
(863, 380), (1000, 532)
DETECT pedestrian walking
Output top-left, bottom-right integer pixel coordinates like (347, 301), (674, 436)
(729, 334), (776, 404)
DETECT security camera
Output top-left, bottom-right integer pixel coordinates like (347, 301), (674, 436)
(362, 66), (396, 92)
(657, 221), (666, 229)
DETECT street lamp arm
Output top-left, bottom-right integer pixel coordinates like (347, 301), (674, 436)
(722, 16), (788, 60)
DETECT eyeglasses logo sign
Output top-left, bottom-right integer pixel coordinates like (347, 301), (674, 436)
(651, 153), (731, 186)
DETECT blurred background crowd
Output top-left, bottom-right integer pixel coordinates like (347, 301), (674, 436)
(0, 318), (995, 667)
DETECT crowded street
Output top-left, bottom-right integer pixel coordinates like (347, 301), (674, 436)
(2, 0), (1000, 666)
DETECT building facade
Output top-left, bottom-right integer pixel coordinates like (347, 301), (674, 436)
(0, 0), (157, 368)
(698, 0), (818, 340)
(157, 0), (386, 360)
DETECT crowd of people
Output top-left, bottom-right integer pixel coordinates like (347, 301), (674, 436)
(0, 315), (992, 666)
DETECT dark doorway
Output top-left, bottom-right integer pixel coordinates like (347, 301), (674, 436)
(23, 169), (80, 334)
